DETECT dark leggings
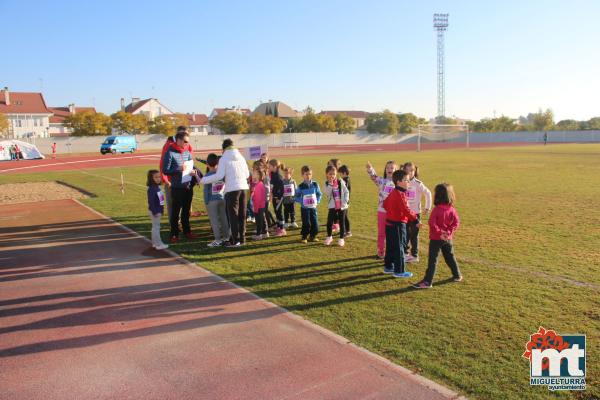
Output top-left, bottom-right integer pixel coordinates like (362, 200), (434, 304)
(272, 198), (284, 228)
(283, 202), (295, 223)
(405, 214), (421, 256)
(255, 208), (267, 235)
(326, 209), (346, 238)
(423, 240), (461, 283)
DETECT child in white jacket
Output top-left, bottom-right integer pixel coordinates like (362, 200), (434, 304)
(324, 165), (349, 246)
(403, 162), (432, 262)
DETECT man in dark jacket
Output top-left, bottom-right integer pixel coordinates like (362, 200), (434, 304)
(162, 131), (199, 243)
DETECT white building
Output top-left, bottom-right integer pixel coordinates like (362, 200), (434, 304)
(122, 97), (173, 120)
(48, 104), (97, 137)
(186, 113), (209, 136)
(0, 87), (53, 138)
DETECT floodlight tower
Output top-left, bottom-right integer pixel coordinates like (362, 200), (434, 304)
(433, 13), (449, 118)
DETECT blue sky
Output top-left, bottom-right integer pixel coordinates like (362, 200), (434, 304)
(3, 0), (599, 120)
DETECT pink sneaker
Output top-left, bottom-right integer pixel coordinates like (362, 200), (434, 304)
(332, 223), (340, 232)
(324, 236), (333, 246)
(275, 228), (287, 237)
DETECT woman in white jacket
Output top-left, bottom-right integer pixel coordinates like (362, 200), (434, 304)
(201, 139), (250, 247)
(403, 162), (432, 262)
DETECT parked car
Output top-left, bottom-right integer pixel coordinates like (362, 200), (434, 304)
(100, 135), (137, 154)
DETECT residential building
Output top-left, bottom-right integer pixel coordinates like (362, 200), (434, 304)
(48, 104), (97, 137)
(319, 111), (370, 129)
(253, 101), (301, 119)
(0, 87), (53, 138)
(186, 113), (209, 135)
(122, 97), (173, 120)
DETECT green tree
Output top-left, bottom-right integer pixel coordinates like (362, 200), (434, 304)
(397, 113), (424, 133)
(111, 111), (148, 134)
(434, 115), (458, 125)
(299, 110), (336, 132)
(65, 111), (112, 136)
(0, 113), (9, 138)
(555, 119), (581, 131)
(248, 114), (286, 134)
(586, 117), (600, 130)
(531, 108), (554, 131)
(366, 110), (400, 134)
(210, 112), (248, 135)
(149, 114), (190, 136)
(285, 118), (303, 133)
(334, 113), (356, 134)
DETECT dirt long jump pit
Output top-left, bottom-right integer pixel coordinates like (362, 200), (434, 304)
(0, 190), (460, 399)
(0, 181), (90, 205)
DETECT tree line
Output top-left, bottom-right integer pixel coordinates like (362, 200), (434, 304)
(209, 107), (356, 135)
(2, 107), (599, 137)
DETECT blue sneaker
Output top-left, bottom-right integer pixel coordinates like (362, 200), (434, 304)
(393, 271), (413, 278)
(383, 267), (394, 274)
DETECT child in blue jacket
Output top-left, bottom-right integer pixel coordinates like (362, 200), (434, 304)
(295, 165), (322, 242)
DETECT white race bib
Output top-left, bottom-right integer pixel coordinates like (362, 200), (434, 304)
(383, 184), (394, 194)
(406, 190), (416, 200)
(211, 181), (225, 196)
(284, 184), (295, 197)
(302, 193), (317, 208)
(157, 191), (165, 206)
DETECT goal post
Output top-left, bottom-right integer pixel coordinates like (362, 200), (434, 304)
(416, 124), (470, 152)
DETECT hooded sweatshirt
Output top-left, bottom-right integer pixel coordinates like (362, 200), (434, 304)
(428, 204), (460, 240)
(406, 178), (432, 214)
(201, 147), (250, 193)
(324, 178), (349, 210)
(367, 166), (395, 213)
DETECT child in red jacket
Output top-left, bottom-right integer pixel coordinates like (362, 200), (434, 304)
(383, 170), (420, 278)
(413, 183), (463, 289)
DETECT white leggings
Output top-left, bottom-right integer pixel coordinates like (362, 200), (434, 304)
(149, 211), (166, 247)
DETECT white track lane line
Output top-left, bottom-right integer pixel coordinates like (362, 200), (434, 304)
(0, 154), (160, 174)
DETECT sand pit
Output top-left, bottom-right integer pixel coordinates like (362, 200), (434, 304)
(0, 181), (90, 205)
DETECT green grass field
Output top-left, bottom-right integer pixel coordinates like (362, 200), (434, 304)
(2, 143), (599, 400)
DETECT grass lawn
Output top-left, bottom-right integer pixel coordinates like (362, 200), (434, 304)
(2, 143), (599, 400)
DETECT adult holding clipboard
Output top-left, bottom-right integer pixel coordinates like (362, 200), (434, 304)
(201, 139), (250, 247)
(163, 131), (201, 243)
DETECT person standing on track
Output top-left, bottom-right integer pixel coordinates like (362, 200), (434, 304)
(51, 142), (57, 159)
(201, 139), (250, 248)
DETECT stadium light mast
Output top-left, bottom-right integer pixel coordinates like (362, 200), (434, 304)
(433, 13), (449, 118)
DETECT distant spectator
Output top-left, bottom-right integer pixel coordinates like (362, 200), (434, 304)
(51, 142), (57, 159)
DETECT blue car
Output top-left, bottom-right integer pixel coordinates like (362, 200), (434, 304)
(101, 135), (137, 154)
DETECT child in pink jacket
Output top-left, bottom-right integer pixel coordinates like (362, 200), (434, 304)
(413, 183), (463, 289)
(252, 169), (268, 240)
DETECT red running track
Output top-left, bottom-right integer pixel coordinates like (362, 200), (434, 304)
(0, 142), (541, 175)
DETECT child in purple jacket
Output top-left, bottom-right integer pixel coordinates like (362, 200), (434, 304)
(147, 169), (168, 250)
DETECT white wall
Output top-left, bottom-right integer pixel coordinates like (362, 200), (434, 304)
(28, 130), (600, 154)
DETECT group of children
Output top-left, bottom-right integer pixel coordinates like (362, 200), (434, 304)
(247, 154), (351, 247)
(147, 151), (463, 289)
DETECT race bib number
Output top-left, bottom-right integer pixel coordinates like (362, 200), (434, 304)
(383, 184), (394, 194)
(157, 191), (165, 206)
(284, 184), (295, 197)
(303, 194), (317, 208)
(333, 186), (341, 209)
(212, 181), (225, 195)
(406, 190), (416, 200)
